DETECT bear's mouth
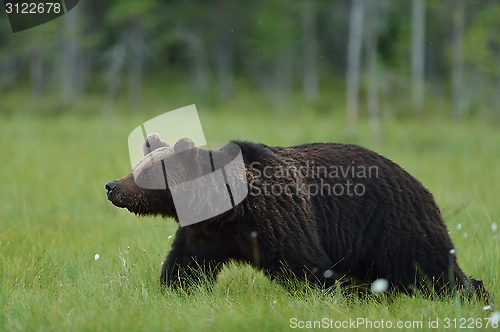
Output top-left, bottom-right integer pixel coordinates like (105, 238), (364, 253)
(107, 192), (127, 208)
(106, 186), (152, 216)
(105, 181), (129, 209)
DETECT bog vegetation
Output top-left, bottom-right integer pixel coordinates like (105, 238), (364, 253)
(0, 102), (499, 330)
(1, 0), (500, 330)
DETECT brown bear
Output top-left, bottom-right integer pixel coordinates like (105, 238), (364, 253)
(106, 134), (490, 302)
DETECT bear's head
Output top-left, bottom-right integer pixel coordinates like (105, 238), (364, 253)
(105, 134), (200, 219)
(106, 133), (248, 225)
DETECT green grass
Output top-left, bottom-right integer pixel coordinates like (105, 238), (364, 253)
(0, 105), (499, 331)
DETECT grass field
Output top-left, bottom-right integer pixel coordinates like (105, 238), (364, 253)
(0, 105), (499, 331)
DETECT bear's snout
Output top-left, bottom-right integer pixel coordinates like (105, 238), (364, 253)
(105, 181), (117, 199)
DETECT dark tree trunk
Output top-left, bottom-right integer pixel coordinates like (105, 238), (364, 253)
(496, 60), (500, 115)
(452, 0), (465, 118)
(346, 0), (364, 135)
(214, 34), (234, 99)
(365, 1), (380, 142)
(274, 39), (294, 103)
(181, 30), (209, 97)
(0, 55), (17, 90)
(302, 0), (319, 101)
(30, 41), (43, 99)
(411, 0), (426, 113)
(102, 41), (126, 117)
(127, 23), (145, 112)
(60, 4), (82, 103)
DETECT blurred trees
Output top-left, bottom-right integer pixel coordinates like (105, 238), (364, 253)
(0, 0), (499, 117)
(301, 0), (319, 101)
(60, 4), (84, 103)
(451, 0), (465, 119)
(345, 0), (363, 134)
(411, 0), (425, 113)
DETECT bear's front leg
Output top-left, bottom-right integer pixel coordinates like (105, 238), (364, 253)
(160, 227), (229, 288)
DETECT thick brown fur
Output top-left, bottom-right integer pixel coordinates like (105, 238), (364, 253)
(106, 137), (490, 303)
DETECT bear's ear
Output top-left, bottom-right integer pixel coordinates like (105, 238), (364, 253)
(174, 137), (196, 154)
(143, 133), (170, 156)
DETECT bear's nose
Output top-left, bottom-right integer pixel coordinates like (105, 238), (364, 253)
(105, 181), (117, 198)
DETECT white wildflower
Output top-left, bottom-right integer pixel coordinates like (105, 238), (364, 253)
(489, 311), (500, 325)
(371, 278), (389, 294)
